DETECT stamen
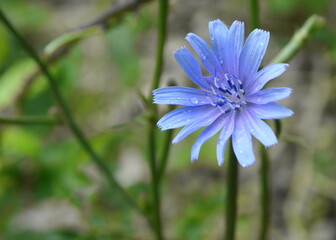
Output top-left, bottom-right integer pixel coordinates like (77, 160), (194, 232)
(204, 73), (246, 113)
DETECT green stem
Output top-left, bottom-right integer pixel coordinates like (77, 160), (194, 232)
(147, 0), (169, 239)
(0, 116), (60, 125)
(0, 8), (150, 225)
(259, 147), (270, 240)
(249, 0), (259, 30)
(248, 1), (270, 239)
(269, 14), (325, 65)
(157, 128), (174, 183)
(225, 141), (239, 240)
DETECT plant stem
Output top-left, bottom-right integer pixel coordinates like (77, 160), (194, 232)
(259, 147), (270, 240)
(225, 141), (239, 240)
(0, 8), (150, 225)
(249, 0), (259, 30)
(147, 0), (168, 239)
(248, 1), (270, 239)
(0, 116), (60, 125)
(269, 14), (325, 65)
(157, 128), (174, 184)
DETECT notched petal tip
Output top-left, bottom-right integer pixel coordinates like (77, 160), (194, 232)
(185, 32), (195, 40)
(173, 46), (187, 55)
(264, 140), (278, 148)
(241, 160), (255, 168)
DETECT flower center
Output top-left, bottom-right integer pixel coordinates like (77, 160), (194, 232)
(205, 73), (246, 113)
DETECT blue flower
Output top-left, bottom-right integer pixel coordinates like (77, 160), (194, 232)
(153, 20), (293, 167)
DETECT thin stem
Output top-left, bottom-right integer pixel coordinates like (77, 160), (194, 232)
(14, 0), (155, 108)
(0, 116), (60, 125)
(248, 1), (270, 239)
(225, 141), (239, 240)
(259, 147), (270, 240)
(249, 0), (259, 30)
(269, 14), (325, 65)
(157, 103), (175, 184)
(147, 0), (169, 239)
(157, 128), (174, 183)
(0, 9), (151, 225)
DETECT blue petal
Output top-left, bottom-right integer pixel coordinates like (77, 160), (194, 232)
(153, 87), (211, 106)
(208, 19), (229, 71)
(157, 105), (218, 131)
(243, 109), (277, 147)
(247, 63), (289, 93)
(239, 29), (270, 84)
(216, 111), (235, 166)
(172, 109), (223, 144)
(186, 33), (224, 77)
(246, 88), (292, 104)
(232, 111), (255, 167)
(225, 21), (244, 76)
(174, 47), (208, 89)
(248, 102), (294, 119)
(191, 114), (226, 162)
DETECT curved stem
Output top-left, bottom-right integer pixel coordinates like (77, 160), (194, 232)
(225, 141), (239, 240)
(269, 15), (325, 65)
(147, 0), (169, 239)
(0, 8), (150, 225)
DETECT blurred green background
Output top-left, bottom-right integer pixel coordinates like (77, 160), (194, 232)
(0, 0), (336, 239)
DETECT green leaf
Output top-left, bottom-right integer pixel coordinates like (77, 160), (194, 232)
(0, 59), (35, 110)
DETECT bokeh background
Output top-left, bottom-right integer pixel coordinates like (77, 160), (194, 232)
(0, 0), (336, 239)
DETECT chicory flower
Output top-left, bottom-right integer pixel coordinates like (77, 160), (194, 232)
(153, 20), (293, 167)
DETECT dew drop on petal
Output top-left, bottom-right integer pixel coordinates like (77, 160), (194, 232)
(191, 98), (199, 104)
(187, 110), (192, 113)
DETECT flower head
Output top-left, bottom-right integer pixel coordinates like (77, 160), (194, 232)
(153, 20), (293, 167)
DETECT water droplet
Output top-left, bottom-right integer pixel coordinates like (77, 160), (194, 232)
(191, 98), (199, 104)
(177, 119), (181, 122)
(219, 57), (224, 64)
(240, 150), (244, 154)
(187, 110), (192, 113)
(201, 54), (207, 60)
(186, 119), (191, 123)
(177, 97), (181, 99)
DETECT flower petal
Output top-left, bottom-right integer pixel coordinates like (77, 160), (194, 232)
(157, 105), (218, 131)
(186, 33), (224, 77)
(174, 47), (208, 89)
(153, 87), (211, 106)
(172, 109), (223, 144)
(243, 109), (277, 147)
(191, 114), (226, 162)
(216, 111), (235, 166)
(225, 21), (244, 76)
(247, 63), (289, 93)
(248, 102), (294, 119)
(246, 88), (292, 104)
(239, 29), (270, 83)
(208, 19), (229, 70)
(232, 112), (255, 167)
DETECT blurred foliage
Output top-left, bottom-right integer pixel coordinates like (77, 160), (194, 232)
(0, 0), (336, 239)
